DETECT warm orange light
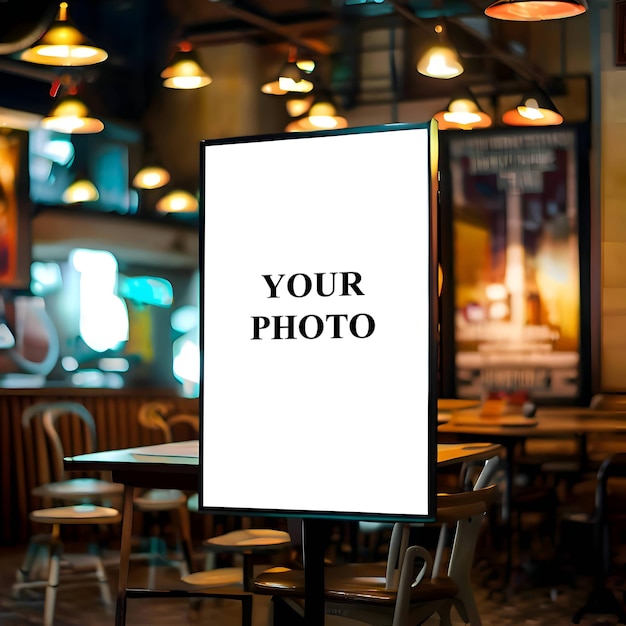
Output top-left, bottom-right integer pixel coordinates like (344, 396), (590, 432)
(40, 96), (104, 134)
(132, 166), (171, 190)
(433, 96), (492, 130)
(161, 45), (211, 90)
(502, 92), (564, 126)
(485, 0), (587, 20)
(156, 190), (198, 213)
(21, 2), (108, 66)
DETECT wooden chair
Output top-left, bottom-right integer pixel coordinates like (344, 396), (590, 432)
(571, 452), (626, 624)
(254, 456), (501, 626)
(134, 401), (199, 584)
(20, 400), (124, 507)
(12, 401), (124, 626)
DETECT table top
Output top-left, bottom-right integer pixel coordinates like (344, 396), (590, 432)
(438, 406), (626, 438)
(65, 440), (502, 473)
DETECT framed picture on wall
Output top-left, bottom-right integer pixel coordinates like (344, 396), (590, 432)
(0, 128), (31, 289)
(438, 126), (591, 403)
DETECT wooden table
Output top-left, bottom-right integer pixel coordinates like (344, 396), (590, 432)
(439, 407), (626, 473)
(438, 406), (626, 584)
(64, 440), (502, 626)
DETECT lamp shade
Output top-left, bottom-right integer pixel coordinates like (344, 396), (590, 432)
(132, 165), (171, 190)
(285, 93), (314, 117)
(502, 90), (564, 126)
(62, 178), (99, 203)
(434, 94), (492, 130)
(285, 93), (347, 132)
(261, 54), (315, 95)
(485, 0), (587, 20)
(40, 96), (104, 134)
(277, 60), (313, 93)
(156, 190), (198, 214)
(21, 2), (108, 66)
(417, 45), (464, 79)
(161, 43), (211, 89)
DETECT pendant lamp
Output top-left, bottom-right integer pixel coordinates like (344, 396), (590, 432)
(40, 94), (104, 134)
(21, 2), (108, 66)
(285, 93), (315, 117)
(417, 24), (464, 79)
(156, 190), (198, 214)
(261, 48), (314, 95)
(433, 92), (492, 130)
(484, 0), (587, 21)
(132, 135), (171, 189)
(285, 92), (347, 132)
(62, 177), (99, 203)
(502, 88), (563, 126)
(132, 165), (171, 190)
(161, 42), (211, 90)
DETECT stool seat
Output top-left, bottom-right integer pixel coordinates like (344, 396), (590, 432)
(133, 488), (187, 511)
(204, 528), (291, 551)
(182, 567), (243, 588)
(30, 504), (122, 525)
(32, 477), (124, 501)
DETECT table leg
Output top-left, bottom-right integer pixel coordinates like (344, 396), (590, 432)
(115, 484), (135, 626)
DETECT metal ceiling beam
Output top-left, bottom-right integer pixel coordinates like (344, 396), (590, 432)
(0, 57), (58, 83)
(209, 0), (334, 56)
(185, 17), (338, 51)
(448, 15), (548, 84)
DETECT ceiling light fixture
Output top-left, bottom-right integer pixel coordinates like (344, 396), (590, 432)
(417, 24), (464, 79)
(484, 0), (587, 20)
(161, 42), (212, 90)
(156, 190), (198, 214)
(502, 88), (564, 126)
(40, 94), (104, 134)
(62, 177), (99, 203)
(261, 48), (314, 95)
(433, 92), (492, 130)
(132, 165), (171, 190)
(20, 2), (108, 67)
(285, 92), (347, 132)
(285, 93), (315, 117)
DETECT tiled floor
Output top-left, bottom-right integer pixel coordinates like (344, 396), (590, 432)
(0, 537), (624, 626)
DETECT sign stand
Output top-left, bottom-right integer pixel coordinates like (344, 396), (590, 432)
(303, 518), (328, 625)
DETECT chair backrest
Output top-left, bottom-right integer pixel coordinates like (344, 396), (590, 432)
(138, 401), (199, 443)
(390, 483), (497, 626)
(385, 455), (501, 589)
(22, 401), (98, 485)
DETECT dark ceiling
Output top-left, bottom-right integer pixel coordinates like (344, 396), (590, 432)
(0, 0), (556, 126)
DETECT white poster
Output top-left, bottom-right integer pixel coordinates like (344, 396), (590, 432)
(200, 124), (437, 521)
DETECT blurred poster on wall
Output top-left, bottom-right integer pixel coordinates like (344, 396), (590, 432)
(445, 128), (583, 400)
(0, 128), (30, 288)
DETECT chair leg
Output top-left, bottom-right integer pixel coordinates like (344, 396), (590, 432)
(43, 525), (62, 626)
(437, 602), (454, 626)
(95, 555), (113, 609)
(241, 595), (253, 626)
(454, 588), (481, 625)
(13, 537), (47, 591)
